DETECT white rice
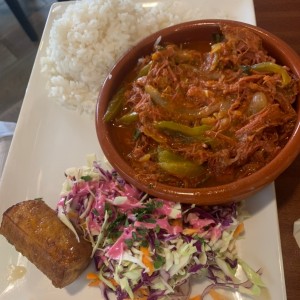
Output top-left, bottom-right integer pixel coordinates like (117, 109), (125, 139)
(40, 0), (229, 116)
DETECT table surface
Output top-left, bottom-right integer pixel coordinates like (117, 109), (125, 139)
(253, 0), (300, 299)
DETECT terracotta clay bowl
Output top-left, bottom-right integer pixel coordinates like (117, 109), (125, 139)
(96, 19), (300, 205)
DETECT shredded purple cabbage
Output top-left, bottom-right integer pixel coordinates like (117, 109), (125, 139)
(57, 162), (263, 300)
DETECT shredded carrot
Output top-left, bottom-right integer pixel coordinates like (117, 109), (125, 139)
(86, 272), (99, 280)
(189, 295), (202, 300)
(170, 218), (183, 228)
(182, 228), (199, 235)
(131, 287), (150, 300)
(140, 246), (154, 275)
(233, 222), (245, 238)
(86, 272), (118, 288)
(209, 289), (230, 300)
(136, 287), (149, 296)
(88, 279), (101, 287)
(86, 272), (101, 287)
(109, 278), (118, 287)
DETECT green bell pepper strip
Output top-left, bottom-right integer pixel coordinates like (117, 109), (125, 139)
(158, 149), (205, 178)
(137, 61), (152, 77)
(117, 111), (139, 125)
(251, 62), (291, 87)
(154, 121), (211, 137)
(103, 87), (125, 122)
(144, 84), (168, 107)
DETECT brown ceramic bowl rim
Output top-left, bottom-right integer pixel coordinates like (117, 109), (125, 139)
(96, 19), (300, 205)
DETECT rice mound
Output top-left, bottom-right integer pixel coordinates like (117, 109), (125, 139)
(40, 0), (229, 116)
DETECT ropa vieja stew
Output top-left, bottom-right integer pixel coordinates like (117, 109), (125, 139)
(103, 25), (299, 188)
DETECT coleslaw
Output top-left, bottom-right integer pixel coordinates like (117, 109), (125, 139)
(57, 156), (265, 300)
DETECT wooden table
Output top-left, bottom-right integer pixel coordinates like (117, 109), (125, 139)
(253, 1), (300, 299)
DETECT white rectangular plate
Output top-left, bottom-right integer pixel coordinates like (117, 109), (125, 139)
(0, 1), (286, 299)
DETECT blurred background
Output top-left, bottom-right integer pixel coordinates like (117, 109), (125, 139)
(0, 0), (56, 122)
